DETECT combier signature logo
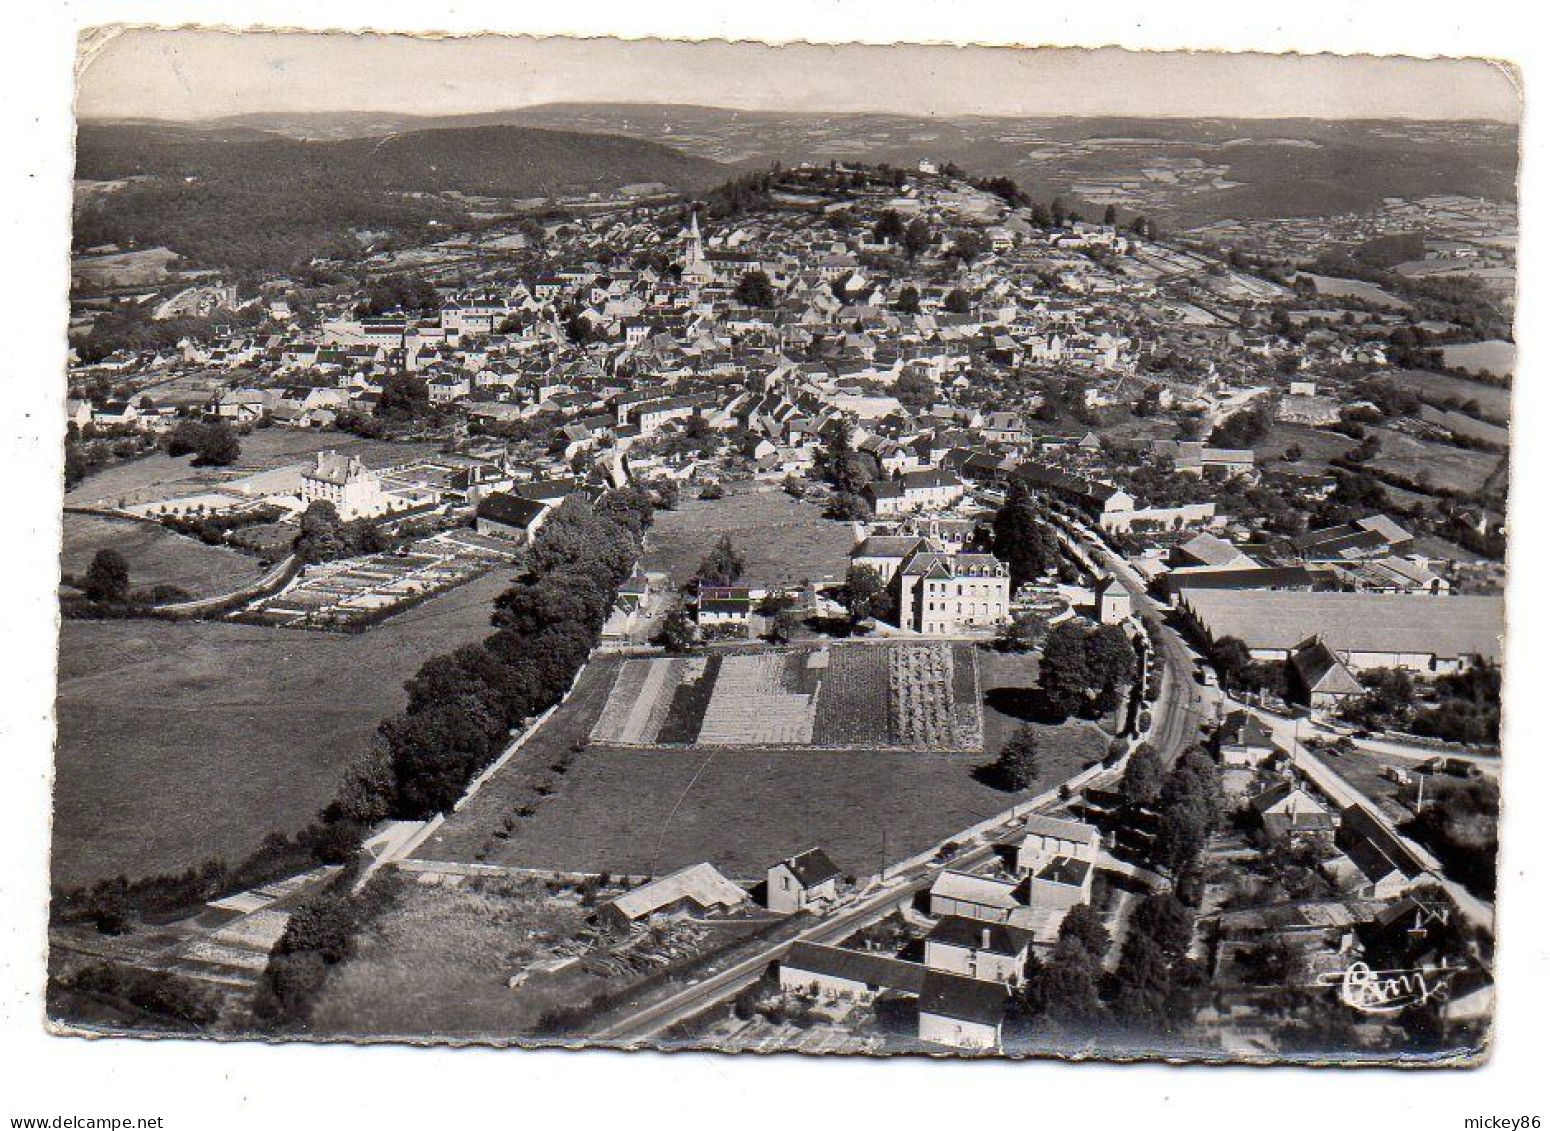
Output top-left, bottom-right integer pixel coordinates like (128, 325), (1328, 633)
(1317, 961), (1464, 1015)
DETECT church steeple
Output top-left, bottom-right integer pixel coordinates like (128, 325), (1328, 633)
(681, 206), (711, 282)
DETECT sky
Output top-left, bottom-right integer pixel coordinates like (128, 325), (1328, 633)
(76, 29), (1522, 123)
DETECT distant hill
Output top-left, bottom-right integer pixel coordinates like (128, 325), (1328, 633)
(179, 104), (1518, 227)
(76, 121), (727, 198)
(72, 121), (729, 273)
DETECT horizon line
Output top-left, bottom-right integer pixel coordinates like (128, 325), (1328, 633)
(77, 100), (1521, 126)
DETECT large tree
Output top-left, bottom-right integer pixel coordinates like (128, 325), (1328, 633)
(82, 548), (130, 603)
(1036, 620), (1137, 719)
(842, 564), (885, 625)
(992, 724), (1042, 791)
(1037, 620), (1095, 719)
(192, 421), (241, 467)
(733, 269), (776, 307)
(990, 479), (1064, 591)
(1119, 743), (1165, 807)
(697, 535), (746, 588)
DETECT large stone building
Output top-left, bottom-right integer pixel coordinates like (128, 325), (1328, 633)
(897, 550), (1011, 635)
(299, 450), (390, 520)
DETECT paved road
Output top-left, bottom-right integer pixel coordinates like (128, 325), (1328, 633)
(1055, 514), (1214, 763)
(590, 842), (999, 1044)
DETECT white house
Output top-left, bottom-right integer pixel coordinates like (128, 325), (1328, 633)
(917, 971), (1010, 1051)
(766, 848), (842, 914)
(924, 917), (1033, 987)
(299, 451), (390, 520)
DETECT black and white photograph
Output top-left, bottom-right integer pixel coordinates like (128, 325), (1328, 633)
(44, 27), (1520, 1065)
(8, 7), (1548, 1120)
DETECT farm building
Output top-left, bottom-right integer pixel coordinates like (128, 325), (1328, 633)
(766, 847), (843, 914)
(1289, 638), (1366, 710)
(929, 870), (1021, 924)
(597, 862), (749, 931)
(1292, 514), (1414, 560)
(778, 941), (928, 1001)
(1170, 532), (1256, 570)
(1331, 805), (1428, 900)
(1159, 564), (1324, 605)
(1179, 590), (1504, 676)
(924, 917), (1034, 987)
(474, 492), (550, 543)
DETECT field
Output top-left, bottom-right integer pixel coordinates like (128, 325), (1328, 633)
(1295, 273), (1410, 310)
(418, 644), (1105, 882)
(1369, 428), (1500, 494)
(1418, 405), (1509, 448)
(72, 246), (181, 289)
(1440, 339), (1515, 378)
(305, 872), (596, 1039)
(60, 513), (262, 600)
(642, 485), (856, 591)
(51, 564), (521, 889)
(1253, 423), (1359, 464)
(64, 430), (443, 510)
(307, 870), (774, 1040)
(588, 642), (981, 750)
(1389, 368), (1511, 424)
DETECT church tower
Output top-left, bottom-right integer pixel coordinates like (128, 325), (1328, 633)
(681, 208), (712, 284)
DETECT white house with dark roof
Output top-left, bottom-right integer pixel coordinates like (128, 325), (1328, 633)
(918, 970), (1010, 1051)
(766, 847), (843, 914)
(924, 917), (1034, 986)
(778, 941), (928, 1001)
(300, 450), (389, 519)
(867, 468), (967, 516)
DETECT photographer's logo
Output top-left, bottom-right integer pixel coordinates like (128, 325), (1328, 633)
(1317, 961), (1463, 1015)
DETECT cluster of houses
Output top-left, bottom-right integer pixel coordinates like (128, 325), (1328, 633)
(775, 814), (1105, 1050)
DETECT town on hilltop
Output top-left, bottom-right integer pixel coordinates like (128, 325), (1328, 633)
(56, 153), (1507, 1061)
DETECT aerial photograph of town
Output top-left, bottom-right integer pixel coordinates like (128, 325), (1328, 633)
(49, 30), (1516, 1065)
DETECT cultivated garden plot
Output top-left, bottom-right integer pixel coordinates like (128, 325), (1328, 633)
(589, 643), (982, 751)
(239, 535), (517, 630)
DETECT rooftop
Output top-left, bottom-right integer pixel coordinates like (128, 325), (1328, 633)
(1185, 590), (1503, 662)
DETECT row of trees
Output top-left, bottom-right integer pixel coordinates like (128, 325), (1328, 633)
(255, 488), (656, 1025)
(333, 488), (652, 823)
